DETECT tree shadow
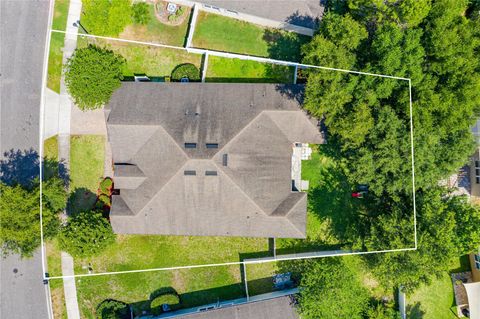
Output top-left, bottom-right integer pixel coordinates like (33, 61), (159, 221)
(0, 148), (39, 188)
(407, 302), (425, 319)
(262, 29), (310, 62)
(274, 84), (305, 104)
(285, 11), (320, 29)
(1, 148), (69, 188)
(67, 187), (97, 215)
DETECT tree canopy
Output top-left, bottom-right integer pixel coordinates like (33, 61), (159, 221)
(64, 45), (125, 110)
(0, 176), (67, 257)
(82, 0), (132, 36)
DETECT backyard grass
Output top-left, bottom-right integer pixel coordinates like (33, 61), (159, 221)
(79, 36), (202, 79)
(69, 135), (104, 214)
(205, 57), (294, 83)
(192, 11), (310, 61)
(74, 265), (246, 318)
(47, 32), (64, 93)
(119, 3), (191, 46)
(276, 145), (354, 254)
(407, 255), (471, 319)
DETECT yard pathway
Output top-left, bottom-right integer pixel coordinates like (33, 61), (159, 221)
(61, 252), (81, 319)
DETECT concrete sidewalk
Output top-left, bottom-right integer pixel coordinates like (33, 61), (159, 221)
(61, 252), (80, 319)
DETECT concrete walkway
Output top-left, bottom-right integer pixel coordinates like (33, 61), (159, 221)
(61, 252), (81, 319)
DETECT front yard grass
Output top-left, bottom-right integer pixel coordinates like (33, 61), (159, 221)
(69, 135), (104, 214)
(74, 265), (246, 318)
(44, 135), (59, 160)
(119, 3), (191, 46)
(192, 11), (310, 61)
(52, 0), (70, 31)
(205, 56), (294, 83)
(78, 36), (202, 79)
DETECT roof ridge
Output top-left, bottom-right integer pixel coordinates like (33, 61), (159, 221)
(285, 192), (308, 237)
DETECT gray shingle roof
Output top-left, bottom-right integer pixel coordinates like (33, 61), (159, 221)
(196, 0), (324, 29)
(106, 83), (324, 238)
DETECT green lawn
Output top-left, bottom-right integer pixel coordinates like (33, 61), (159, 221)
(119, 4), (191, 46)
(44, 135), (59, 160)
(47, 0), (69, 92)
(192, 12), (310, 61)
(52, 0), (70, 31)
(79, 36), (202, 79)
(407, 256), (471, 319)
(205, 56), (294, 83)
(69, 135), (105, 214)
(71, 265), (246, 318)
(47, 32), (64, 93)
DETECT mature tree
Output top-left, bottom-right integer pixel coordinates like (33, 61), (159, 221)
(59, 210), (115, 257)
(82, 0), (132, 36)
(364, 188), (480, 292)
(0, 177), (67, 257)
(64, 45), (125, 110)
(294, 258), (369, 319)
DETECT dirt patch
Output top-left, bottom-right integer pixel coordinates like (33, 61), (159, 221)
(172, 270), (187, 292)
(51, 287), (66, 319)
(155, 1), (190, 26)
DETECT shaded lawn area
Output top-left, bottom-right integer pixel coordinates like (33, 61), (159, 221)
(74, 265), (246, 318)
(192, 11), (310, 61)
(119, 4), (191, 46)
(79, 36), (202, 79)
(276, 145), (357, 254)
(68, 135), (104, 214)
(407, 256), (471, 319)
(205, 56), (294, 83)
(47, 32), (64, 93)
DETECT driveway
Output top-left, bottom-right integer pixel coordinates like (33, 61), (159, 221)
(0, 0), (51, 318)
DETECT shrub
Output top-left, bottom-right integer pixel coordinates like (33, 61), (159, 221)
(176, 7), (185, 17)
(171, 63), (200, 82)
(98, 194), (111, 207)
(168, 14), (175, 22)
(64, 45), (125, 110)
(131, 2), (151, 25)
(96, 299), (129, 319)
(82, 0), (132, 36)
(59, 210), (115, 257)
(100, 178), (113, 194)
(150, 291), (180, 314)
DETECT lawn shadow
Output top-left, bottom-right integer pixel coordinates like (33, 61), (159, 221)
(1, 148), (69, 188)
(67, 187), (97, 215)
(262, 29), (310, 62)
(406, 302), (425, 319)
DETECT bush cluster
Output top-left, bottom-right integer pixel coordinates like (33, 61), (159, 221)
(171, 63), (200, 82)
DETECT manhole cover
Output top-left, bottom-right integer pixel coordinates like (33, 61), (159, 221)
(13, 268), (18, 274)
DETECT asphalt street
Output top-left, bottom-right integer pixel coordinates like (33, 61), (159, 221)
(1, 0), (51, 318)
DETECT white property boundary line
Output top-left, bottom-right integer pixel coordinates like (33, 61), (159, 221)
(43, 30), (417, 281)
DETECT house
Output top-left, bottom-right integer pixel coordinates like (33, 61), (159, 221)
(144, 290), (299, 319)
(105, 83), (324, 238)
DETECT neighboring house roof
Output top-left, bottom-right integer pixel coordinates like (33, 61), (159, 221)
(106, 83), (324, 238)
(195, 0), (324, 29)
(465, 282), (480, 319)
(175, 296), (299, 319)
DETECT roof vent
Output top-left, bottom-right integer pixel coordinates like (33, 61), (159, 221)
(205, 171), (217, 176)
(206, 143), (218, 149)
(184, 170), (196, 176)
(222, 154), (228, 166)
(184, 143), (197, 149)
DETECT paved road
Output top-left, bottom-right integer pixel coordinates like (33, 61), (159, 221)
(1, 1), (51, 318)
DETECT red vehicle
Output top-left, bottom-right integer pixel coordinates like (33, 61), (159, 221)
(351, 192), (365, 198)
